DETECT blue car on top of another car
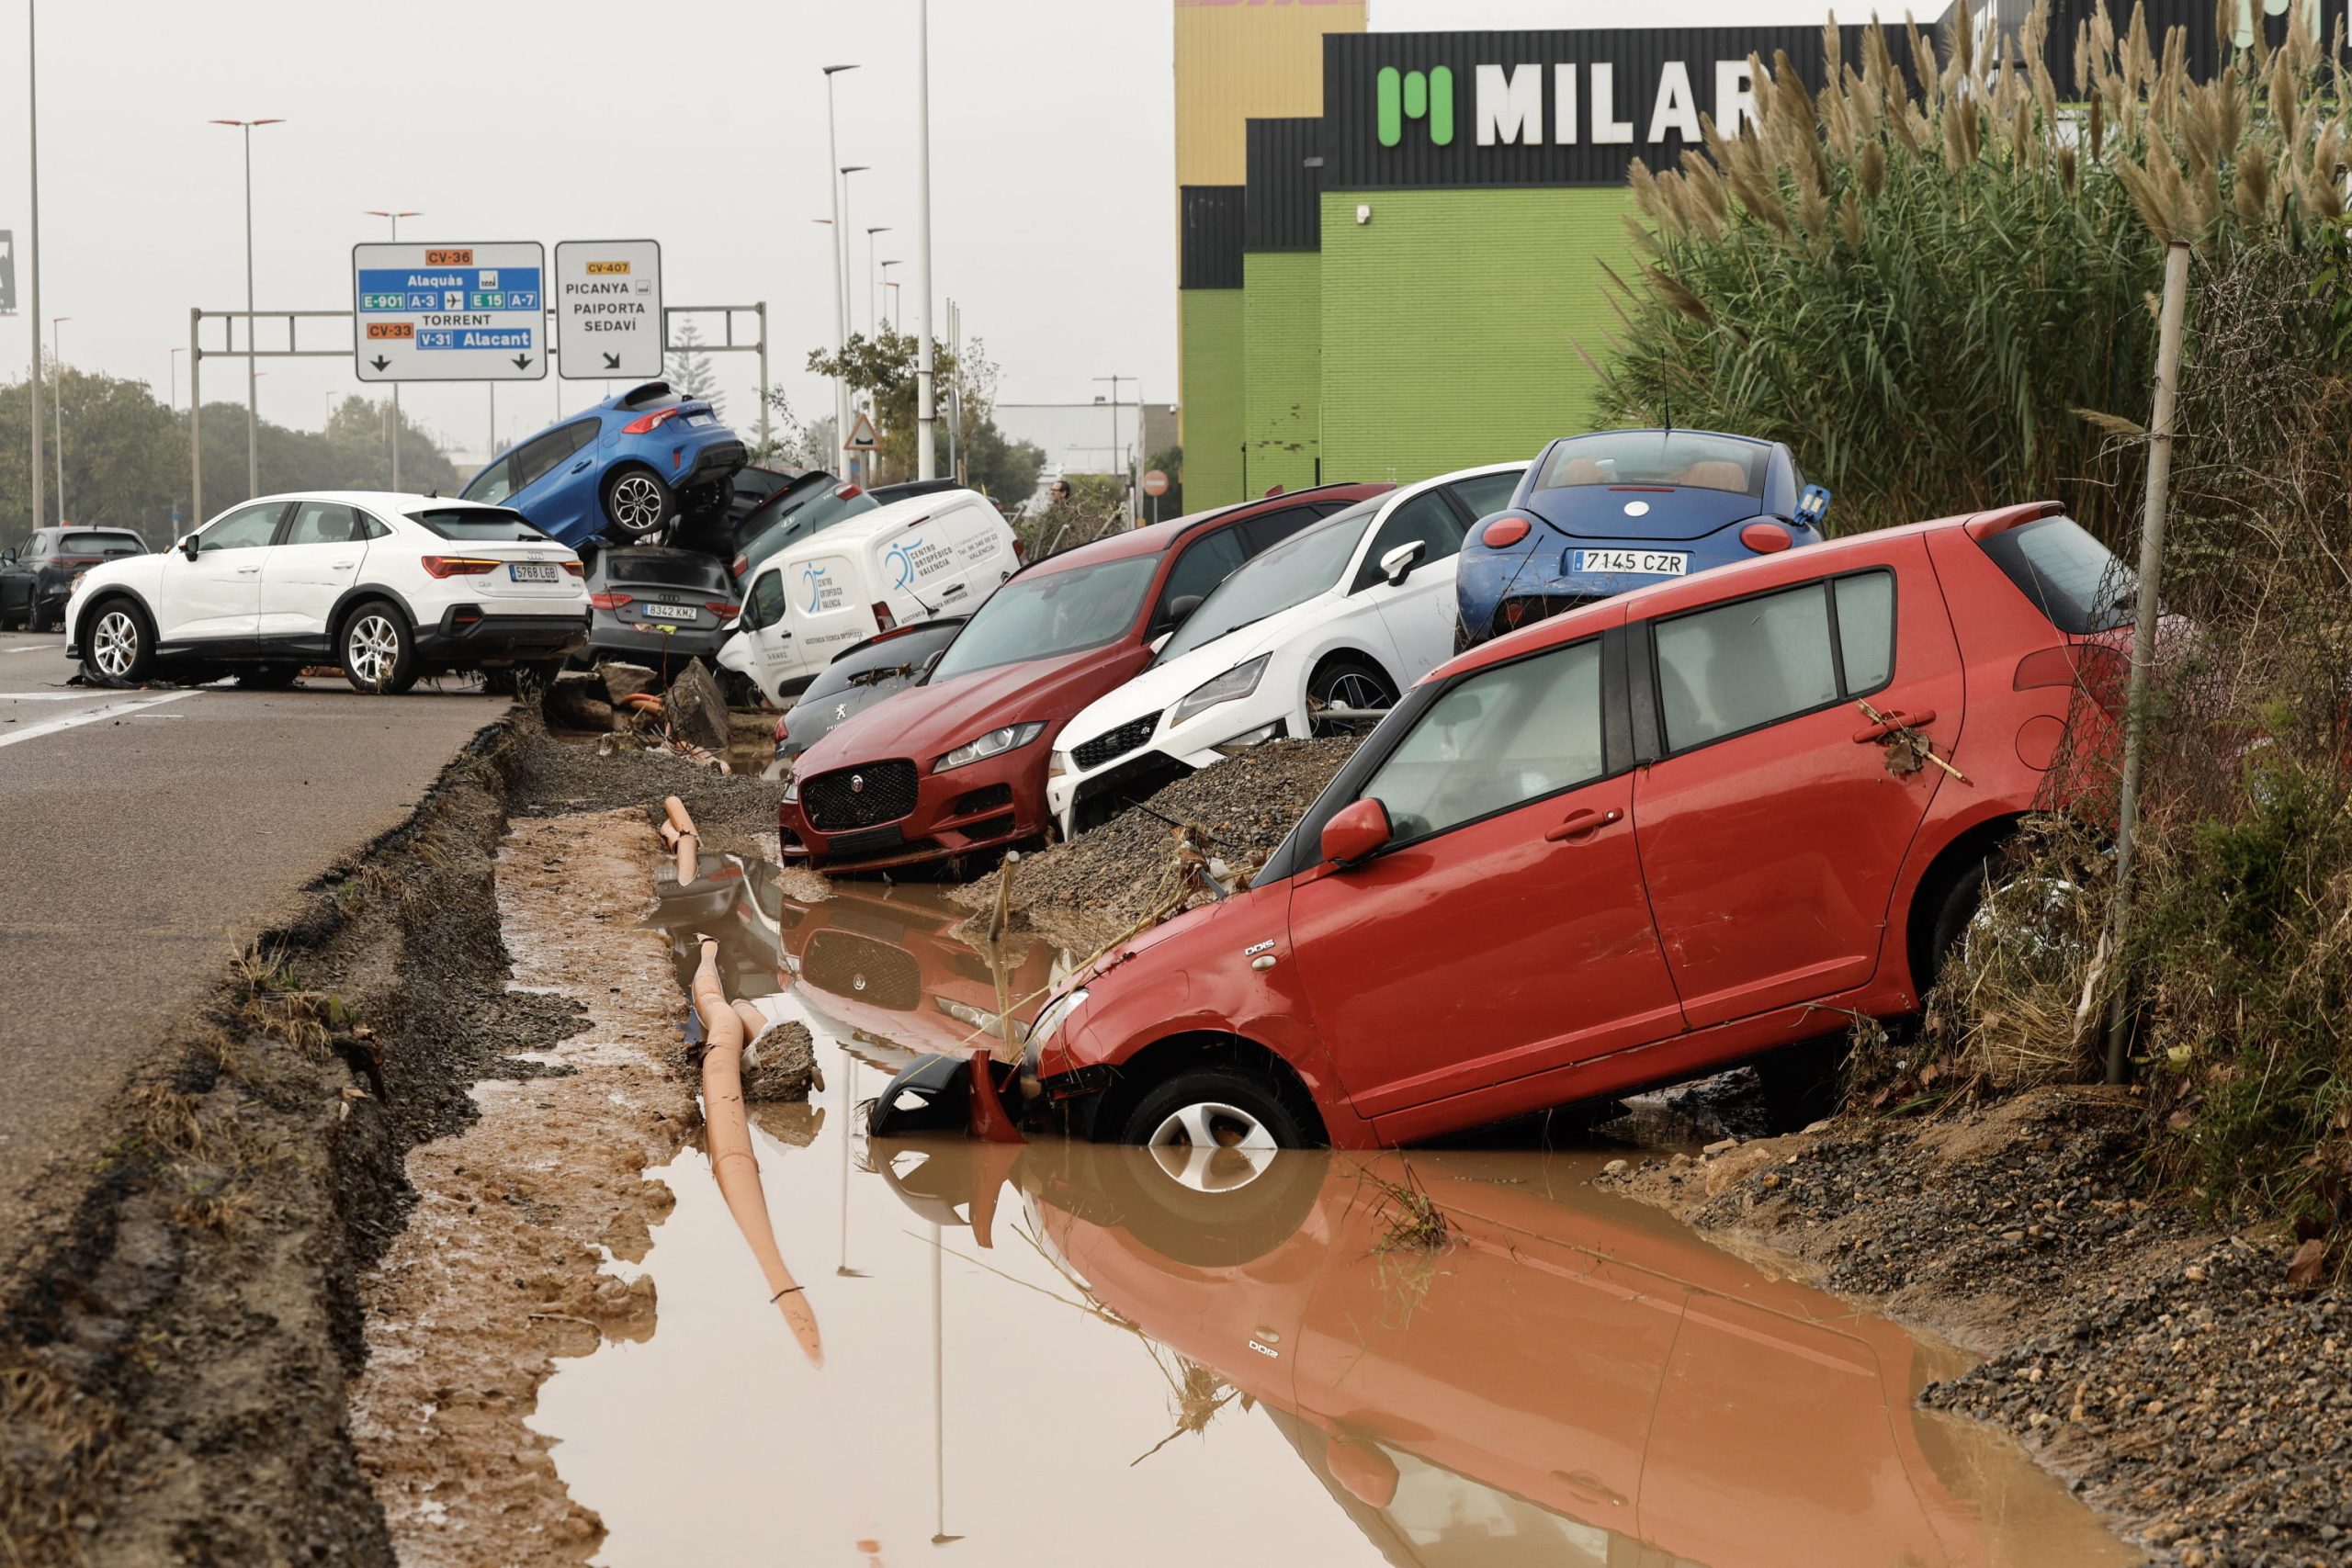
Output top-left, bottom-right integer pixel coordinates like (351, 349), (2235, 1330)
(459, 381), (746, 549)
(1453, 428), (1829, 649)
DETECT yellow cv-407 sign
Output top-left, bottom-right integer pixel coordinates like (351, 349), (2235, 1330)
(554, 239), (663, 380)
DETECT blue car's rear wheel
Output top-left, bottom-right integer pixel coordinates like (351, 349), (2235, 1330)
(603, 467), (675, 538)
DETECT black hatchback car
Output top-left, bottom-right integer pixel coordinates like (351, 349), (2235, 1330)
(775, 615), (967, 765)
(582, 547), (741, 667)
(0, 527), (149, 631)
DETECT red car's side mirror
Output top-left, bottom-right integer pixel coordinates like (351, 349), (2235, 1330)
(1319, 797), (1392, 866)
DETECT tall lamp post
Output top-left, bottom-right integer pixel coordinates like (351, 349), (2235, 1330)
(1093, 374), (1135, 523)
(25, 0), (44, 532)
(877, 260), (900, 332)
(912, 0), (939, 480)
(365, 209), (420, 488)
(821, 64), (860, 476)
(211, 117), (284, 498)
(168, 346), (184, 415)
(49, 315), (66, 521)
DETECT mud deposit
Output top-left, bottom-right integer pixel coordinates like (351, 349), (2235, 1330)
(350, 811), (695, 1565)
(501, 873), (2145, 1567)
(1602, 1090), (2349, 1565)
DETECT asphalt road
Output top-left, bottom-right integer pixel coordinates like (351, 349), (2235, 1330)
(0, 627), (508, 1256)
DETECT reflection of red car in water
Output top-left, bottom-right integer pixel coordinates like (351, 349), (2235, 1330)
(881, 1140), (2128, 1568)
(780, 886), (1069, 1062)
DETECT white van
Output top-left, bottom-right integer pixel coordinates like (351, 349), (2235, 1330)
(718, 487), (1019, 705)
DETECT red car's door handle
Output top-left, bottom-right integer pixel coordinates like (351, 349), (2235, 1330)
(1544, 807), (1622, 843)
(1852, 708), (1937, 743)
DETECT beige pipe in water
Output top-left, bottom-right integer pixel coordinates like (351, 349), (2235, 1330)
(693, 936), (822, 1366)
(663, 796), (700, 886)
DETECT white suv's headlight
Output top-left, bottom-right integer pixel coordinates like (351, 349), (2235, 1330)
(935, 721), (1046, 773)
(1025, 986), (1089, 1049)
(1171, 654), (1270, 729)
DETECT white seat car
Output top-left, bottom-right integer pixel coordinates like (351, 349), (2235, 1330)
(65, 491), (589, 694)
(1046, 462), (1524, 836)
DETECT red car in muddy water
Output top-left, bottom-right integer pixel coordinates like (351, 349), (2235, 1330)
(779, 483), (1390, 874)
(978, 502), (2133, 1153)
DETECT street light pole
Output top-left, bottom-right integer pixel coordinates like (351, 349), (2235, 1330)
(822, 64), (860, 481)
(26, 0), (43, 534)
(168, 346), (183, 415)
(366, 209), (420, 489)
(50, 315), (66, 521)
(1093, 375), (1133, 522)
(877, 260), (899, 333)
(913, 0), (938, 481)
(839, 164), (870, 482)
(213, 117), (283, 499)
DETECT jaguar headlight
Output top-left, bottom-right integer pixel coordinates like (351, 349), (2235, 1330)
(1171, 654), (1269, 729)
(936, 721), (1046, 773)
(781, 773), (799, 804)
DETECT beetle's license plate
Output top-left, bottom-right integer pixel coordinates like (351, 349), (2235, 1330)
(1577, 548), (1689, 575)
(508, 562), (560, 583)
(644, 604), (695, 622)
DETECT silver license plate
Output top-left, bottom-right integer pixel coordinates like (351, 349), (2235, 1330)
(1577, 548), (1689, 576)
(644, 604), (695, 622)
(684, 413), (716, 427)
(508, 562), (559, 583)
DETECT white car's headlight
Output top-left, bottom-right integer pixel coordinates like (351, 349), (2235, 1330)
(935, 721), (1046, 773)
(1171, 654), (1270, 729)
(1025, 986), (1089, 1049)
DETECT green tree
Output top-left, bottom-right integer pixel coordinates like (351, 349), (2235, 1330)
(667, 319), (723, 415)
(808, 327), (1043, 500)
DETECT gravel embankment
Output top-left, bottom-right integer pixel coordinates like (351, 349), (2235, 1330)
(1600, 1087), (2347, 1566)
(954, 738), (1359, 950)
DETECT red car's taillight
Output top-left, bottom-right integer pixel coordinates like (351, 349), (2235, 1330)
(420, 556), (501, 579)
(621, 408), (681, 435)
(1012, 536), (1026, 563)
(705, 601), (741, 619)
(773, 716), (789, 743)
(872, 601), (897, 632)
(730, 556), (750, 579)
(1481, 515), (1531, 548)
(2013, 643), (2128, 716)
(589, 592), (633, 611)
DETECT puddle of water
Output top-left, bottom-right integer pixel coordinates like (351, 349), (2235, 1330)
(527, 871), (2143, 1568)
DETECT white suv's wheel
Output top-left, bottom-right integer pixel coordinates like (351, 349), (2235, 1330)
(342, 605), (418, 695)
(84, 602), (153, 685)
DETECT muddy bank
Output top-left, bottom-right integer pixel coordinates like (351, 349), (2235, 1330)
(350, 811), (695, 1566)
(953, 737), (1357, 949)
(1600, 1087), (2347, 1565)
(0, 719), (577, 1566)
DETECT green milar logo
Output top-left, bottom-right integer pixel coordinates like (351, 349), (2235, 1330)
(1376, 65), (1454, 148)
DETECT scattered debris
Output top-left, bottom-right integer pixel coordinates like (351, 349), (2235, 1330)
(662, 660), (730, 754)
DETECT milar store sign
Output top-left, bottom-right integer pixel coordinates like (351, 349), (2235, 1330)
(1377, 60), (1758, 149)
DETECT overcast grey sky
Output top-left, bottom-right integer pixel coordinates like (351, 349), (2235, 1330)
(0, 0), (1826, 465)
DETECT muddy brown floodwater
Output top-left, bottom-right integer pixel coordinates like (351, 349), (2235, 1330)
(503, 869), (2147, 1567)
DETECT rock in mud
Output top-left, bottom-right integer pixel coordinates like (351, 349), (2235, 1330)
(741, 1020), (817, 1100)
(598, 661), (661, 705)
(663, 660), (730, 753)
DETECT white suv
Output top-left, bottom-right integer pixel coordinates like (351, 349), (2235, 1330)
(65, 491), (590, 694)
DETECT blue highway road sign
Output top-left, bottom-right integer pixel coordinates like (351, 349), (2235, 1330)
(351, 241), (548, 382)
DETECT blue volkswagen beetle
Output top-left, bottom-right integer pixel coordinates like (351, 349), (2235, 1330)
(1453, 428), (1829, 649)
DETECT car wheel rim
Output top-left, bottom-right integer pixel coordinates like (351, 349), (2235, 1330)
(612, 475), (663, 534)
(1313, 671), (1386, 736)
(348, 615), (398, 687)
(93, 612), (137, 677)
(1144, 1101), (1280, 1193)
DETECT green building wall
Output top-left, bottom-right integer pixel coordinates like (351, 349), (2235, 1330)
(1179, 288), (1247, 509)
(1316, 187), (1635, 486)
(1241, 252), (1322, 497)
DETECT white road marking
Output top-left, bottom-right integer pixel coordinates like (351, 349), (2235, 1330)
(0, 691), (192, 750)
(0, 692), (106, 701)
(4, 646), (57, 654)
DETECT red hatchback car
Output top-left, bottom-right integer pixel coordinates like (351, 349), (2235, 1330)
(989, 502), (2132, 1151)
(779, 483), (1390, 874)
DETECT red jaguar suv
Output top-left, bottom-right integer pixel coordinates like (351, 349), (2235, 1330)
(779, 483), (1390, 874)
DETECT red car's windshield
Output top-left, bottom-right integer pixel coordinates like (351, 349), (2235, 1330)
(928, 554), (1162, 682)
